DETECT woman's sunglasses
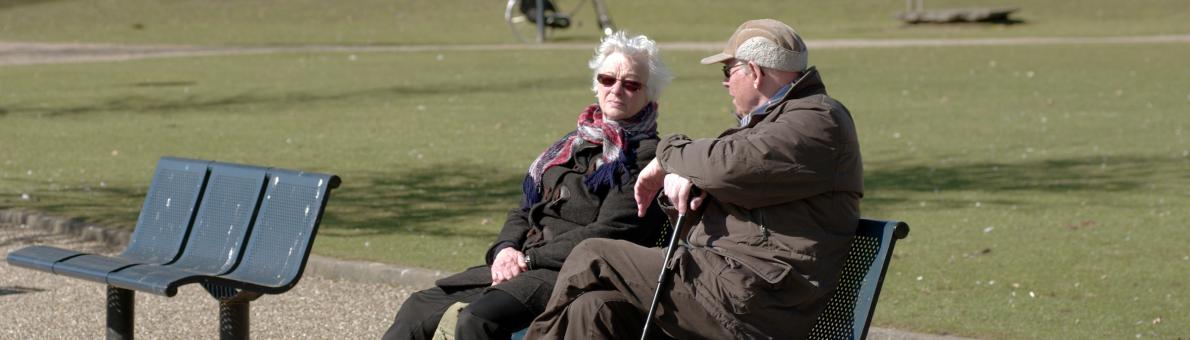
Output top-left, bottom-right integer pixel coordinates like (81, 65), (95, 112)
(596, 74), (644, 92)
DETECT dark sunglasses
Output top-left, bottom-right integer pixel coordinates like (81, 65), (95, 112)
(722, 61), (744, 79)
(596, 74), (644, 92)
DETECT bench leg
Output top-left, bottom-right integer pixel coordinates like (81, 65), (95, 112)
(219, 299), (250, 340)
(207, 286), (262, 340)
(106, 286), (134, 340)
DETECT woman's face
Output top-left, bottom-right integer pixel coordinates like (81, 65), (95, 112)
(595, 52), (650, 121)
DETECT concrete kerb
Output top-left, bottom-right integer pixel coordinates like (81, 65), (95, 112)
(0, 208), (972, 340)
(304, 254), (451, 288)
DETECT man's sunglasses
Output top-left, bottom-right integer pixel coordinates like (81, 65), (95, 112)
(722, 61), (745, 79)
(596, 74), (644, 92)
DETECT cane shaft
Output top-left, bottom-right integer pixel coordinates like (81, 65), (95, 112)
(640, 213), (685, 340)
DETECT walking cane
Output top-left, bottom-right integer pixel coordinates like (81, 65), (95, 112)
(640, 187), (699, 340)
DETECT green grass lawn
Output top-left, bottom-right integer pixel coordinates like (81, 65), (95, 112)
(3, 43), (1188, 338)
(1, 0), (1188, 45)
(3, 1), (1190, 338)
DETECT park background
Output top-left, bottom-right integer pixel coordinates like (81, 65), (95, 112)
(1, 0), (1188, 338)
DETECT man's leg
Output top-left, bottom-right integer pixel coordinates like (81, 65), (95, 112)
(534, 290), (647, 339)
(382, 286), (485, 340)
(526, 238), (736, 340)
(523, 239), (670, 338)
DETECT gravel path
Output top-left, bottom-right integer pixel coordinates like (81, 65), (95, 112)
(0, 222), (410, 339)
(3, 34), (1189, 66)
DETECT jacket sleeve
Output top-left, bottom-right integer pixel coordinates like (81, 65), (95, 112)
(524, 144), (667, 270)
(485, 205), (532, 264)
(657, 103), (841, 209)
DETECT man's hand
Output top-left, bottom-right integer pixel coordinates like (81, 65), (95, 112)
(635, 159), (707, 216)
(490, 247), (528, 286)
(634, 159), (666, 217)
(663, 173), (706, 215)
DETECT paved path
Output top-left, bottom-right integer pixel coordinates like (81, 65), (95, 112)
(3, 34), (1189, 66)
(0, 216), (971, 339)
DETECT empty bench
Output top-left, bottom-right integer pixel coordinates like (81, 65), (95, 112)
(6, 156), (341, 339)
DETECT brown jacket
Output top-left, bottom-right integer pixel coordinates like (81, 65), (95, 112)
(657, 67), (862, 337)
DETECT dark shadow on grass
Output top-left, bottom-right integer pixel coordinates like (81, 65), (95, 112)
(9, 162), (526, 239)
(0, 0), (66, 11)
(6, 75), (582, 117)
(864, 154), (1187, 210)
(4, 180), (145, 230)
(858, 154), (1190, 221)
(18, 154), (1183, 241)
(867, 155), (1176, 192)
(317, 164), (525, 239)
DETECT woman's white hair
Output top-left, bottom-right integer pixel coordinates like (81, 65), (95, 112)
(588, 31), (672, 101)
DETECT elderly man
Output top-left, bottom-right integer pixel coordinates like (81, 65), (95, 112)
(525, 19), (863, 339)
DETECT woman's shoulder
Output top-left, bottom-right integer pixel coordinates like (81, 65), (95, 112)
(631, 136), (660, 167)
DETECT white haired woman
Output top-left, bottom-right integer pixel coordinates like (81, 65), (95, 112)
(382, 32), (672, 340)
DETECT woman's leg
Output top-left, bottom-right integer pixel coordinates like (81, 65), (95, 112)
(382, 286), (485, 340)
(454, 289), (536, 339)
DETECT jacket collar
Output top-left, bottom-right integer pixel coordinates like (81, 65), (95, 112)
(736, 66), (824, 128)
(773, 66), (824, 107)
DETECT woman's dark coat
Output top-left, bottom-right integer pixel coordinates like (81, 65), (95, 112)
(434, 136), (668, 311)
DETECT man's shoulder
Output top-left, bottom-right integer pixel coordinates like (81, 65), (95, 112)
(776, 92), (843, 112)
(770, 92), (852, 124)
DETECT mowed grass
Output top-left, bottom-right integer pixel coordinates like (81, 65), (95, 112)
(1, 0), (1188, 45)
(3, 42), (1188, 338)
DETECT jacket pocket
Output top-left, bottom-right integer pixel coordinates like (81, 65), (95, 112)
(714, 256), (761, 315)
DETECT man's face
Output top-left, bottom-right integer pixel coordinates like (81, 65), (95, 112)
(722, 59), (762, 118)
(595, 52), (650, 121)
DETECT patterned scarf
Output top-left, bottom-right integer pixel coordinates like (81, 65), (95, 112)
(522, 102), (659, 207)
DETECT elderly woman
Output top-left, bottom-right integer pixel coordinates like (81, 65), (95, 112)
(382, 32), (672, 340)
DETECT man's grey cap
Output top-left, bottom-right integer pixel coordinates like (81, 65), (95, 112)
(700, 19), (808, 72)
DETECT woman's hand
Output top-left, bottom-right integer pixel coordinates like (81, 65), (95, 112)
(490, 247), (529, 286)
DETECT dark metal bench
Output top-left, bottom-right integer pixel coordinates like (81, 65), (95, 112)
(808, 218), (910, 339)
(6, 156), (341, 339)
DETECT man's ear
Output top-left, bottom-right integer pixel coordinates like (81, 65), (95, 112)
(748, 62), (765, 89)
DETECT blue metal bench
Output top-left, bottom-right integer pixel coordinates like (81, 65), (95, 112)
(5, 157), (340, 339)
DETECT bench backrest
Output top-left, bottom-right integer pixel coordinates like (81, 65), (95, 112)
(120, 157), (211, 264)
(807, 218), (910, 340)
(217, 168), (340, 293)
(166, 163), (268, 275)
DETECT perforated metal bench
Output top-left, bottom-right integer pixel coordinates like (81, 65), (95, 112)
(6, 156), (341, 340)
(807, 218), (910, 340)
